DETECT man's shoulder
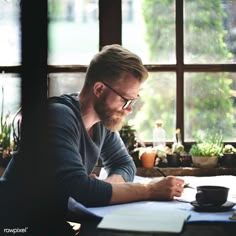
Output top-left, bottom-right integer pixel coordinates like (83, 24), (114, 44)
(49, 93), (79, 106)
(48, 93), (81, 116)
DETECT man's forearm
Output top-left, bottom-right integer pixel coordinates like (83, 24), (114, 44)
(103, 174), (150, 204)
(110, 182), (149, 204)
(109, 176), (185, 205)
(103, 174), (126, 183)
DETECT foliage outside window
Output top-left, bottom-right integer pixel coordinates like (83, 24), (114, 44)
(127, 0), (236, 142)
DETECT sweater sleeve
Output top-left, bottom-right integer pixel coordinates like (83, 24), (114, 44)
(48, 102), (112, 207)
(100, 130), (136, 182)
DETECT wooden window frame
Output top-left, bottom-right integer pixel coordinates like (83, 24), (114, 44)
(0, 0), (235, 147)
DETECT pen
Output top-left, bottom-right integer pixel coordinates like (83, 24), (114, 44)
(155, 167), (167, 177)
(155, 167), (195, 189)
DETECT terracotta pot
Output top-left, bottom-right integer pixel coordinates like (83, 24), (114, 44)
(141, 152), (156, 168)
(192, 155), (218, 168)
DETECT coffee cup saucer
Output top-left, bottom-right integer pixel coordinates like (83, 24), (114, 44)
(191, 201), (235, 212)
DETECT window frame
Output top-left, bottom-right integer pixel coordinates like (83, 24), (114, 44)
(1, 0), (236, 148)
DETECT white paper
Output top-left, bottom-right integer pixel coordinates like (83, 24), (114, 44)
(97, 208), (190, 233)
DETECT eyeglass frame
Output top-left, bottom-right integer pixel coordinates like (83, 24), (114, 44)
(102, 82), (139, 110)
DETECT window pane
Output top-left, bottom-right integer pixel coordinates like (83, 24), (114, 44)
(48, 0), (99, 65)
(0, 73), (21, 115)
(0, 0), (21, 65)
(48, 73), (85, 97)
(122, 0), (176, 64)
(184, 0), (236, 64)
(128, 72), (176, 142)
(184, 72), (236, 142)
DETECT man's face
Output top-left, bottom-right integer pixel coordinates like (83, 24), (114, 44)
(94, 74), (141, 131)
(94, 94), (125, 131)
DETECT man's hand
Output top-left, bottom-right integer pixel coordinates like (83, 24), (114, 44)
(89, 173), (98, 179)
(148, 176), (184, 200)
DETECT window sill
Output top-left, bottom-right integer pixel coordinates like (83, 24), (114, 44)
(136, 167), (236, 177)
(93, 166), (236, 177)
(1, 166), (235, 178)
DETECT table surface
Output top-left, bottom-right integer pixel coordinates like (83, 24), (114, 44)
(72, 175), (236, 236)
(77, 219), (236, 236)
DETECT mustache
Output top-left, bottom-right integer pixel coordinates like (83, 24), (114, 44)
(112, 112), (125, 119)
(102, 112), (125, 132)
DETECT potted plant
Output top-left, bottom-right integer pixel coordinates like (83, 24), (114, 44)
(0, 112), (14, 167)
(154, 145), (168, 167)
(189, 132), (223, 168)
(0, 85), (21, 168)
(138, 147), (157, 168)
(166, 129), (185, 167)
(119, 122), (137, 153)
(220, 144), (236, 168)
(119, 122), (142, 166)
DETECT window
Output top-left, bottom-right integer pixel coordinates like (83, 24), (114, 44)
(121, 0), (236, 143)
(0, 0), (21, 66)
(48, 0), (99, 65)
(0, 0), (21, 117)
(2, 0), (236, 145)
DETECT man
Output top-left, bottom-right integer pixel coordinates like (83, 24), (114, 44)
(47, 44), (184, 207)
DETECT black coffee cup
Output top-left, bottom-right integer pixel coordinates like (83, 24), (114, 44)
(196, 185), (229, 206)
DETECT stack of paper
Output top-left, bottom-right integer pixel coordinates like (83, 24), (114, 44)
(97, 207), (190, 233)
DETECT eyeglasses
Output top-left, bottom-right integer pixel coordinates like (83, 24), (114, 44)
(103, 82), (138, 110)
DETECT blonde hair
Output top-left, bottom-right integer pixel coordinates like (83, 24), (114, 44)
(84, 44), (148, 87)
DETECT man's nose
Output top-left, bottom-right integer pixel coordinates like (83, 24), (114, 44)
(124, 104), (133, 113)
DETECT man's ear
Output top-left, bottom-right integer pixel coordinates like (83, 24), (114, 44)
(93, 82), (105, 98)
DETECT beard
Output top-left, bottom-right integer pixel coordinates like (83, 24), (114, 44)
(94, 95), (125, 132)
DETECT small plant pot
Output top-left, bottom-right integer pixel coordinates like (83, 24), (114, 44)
(167, 153), (181, 167)
(141, 152), (156, 168)
(220, 154), (236, 168)
(130, 150), (142, 167)
(192, 155), (218, 168)
(180, 153), (192, 167)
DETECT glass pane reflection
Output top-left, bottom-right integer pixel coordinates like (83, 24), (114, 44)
(184, 0), (236, 64)
(122, 0), (176, 64)
(0, 1), (21, 66)
(48, 0), (99, 65)
(48, 73), (85, 97)
(0, 73), (21, 115)
(128, 72), (176, 142)
(184, 72), (236, 141)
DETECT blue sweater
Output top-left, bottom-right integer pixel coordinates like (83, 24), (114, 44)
(47, 94), (136, 207)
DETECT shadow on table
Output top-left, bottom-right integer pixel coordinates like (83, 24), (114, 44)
(77, 220), (236, 236)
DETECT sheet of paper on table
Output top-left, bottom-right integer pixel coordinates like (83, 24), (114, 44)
(96, 171), (189, 233)
(97, 207), (190, 233)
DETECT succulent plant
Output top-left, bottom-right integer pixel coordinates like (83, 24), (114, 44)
(189, 132), (223, 157)
(223, 144), (236, 154)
